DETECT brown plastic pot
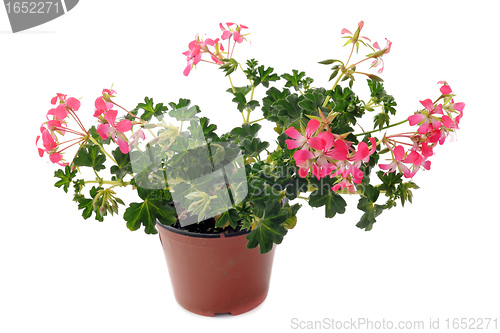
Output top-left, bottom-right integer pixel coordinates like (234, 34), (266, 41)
(157, 223), (276, 316)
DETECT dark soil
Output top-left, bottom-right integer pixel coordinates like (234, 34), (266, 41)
(164, 202), (244, 235)
(169, 218), (244, 235)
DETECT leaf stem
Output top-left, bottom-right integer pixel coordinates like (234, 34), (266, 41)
(87, 135), (118, 164)
(85, 180), (131, 187)
(249, 117), (266, 124)
(354, 119), (409, 137)
(322, 71), (346, 108)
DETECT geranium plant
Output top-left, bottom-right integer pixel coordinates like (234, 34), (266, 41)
(36, 21), (464, 254)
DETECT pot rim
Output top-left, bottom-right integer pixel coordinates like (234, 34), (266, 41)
(156, 222), (250, 239)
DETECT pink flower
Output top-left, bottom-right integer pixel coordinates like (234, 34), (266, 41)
(329, 137), (376, 185)
(284, 119), (320, 150)
(66, 97), (81, 111)
(421, 142), (433, 158)
(182, 34), (226, 76)
(370, 38), (392, 73)
(36, 127), (68, 166)
(129, 129), (146, 148)
(350, 137), (377, 163)
(341, 21), (371, 42)
(94, 96), (115, 118)
(332, 177), (357, 194)
(220, 22), (248, 43)
(379, 145), (413, 178)
(182, 39), (204, 76)
(37, 93), (88, 165)
(54, 103), (68, 121)
(408, 99), (443, 134)
(440, 84), (452, 95)
(96, 122), (130, 154)
(310, 132), (336, 180)
(293, 149), (315, 178)
(50, 93), (67, 105)
(402, 150), (430, 178)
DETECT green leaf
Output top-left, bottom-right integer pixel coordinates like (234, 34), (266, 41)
(230, 123), (262, 142)
(309, 179), (347, 218)
(216, 209), (240, 228)
(298, 91), (326, 114)
(73, 144), (106, 171)
(199, 117), (218, 140)
(54, 165), (77, 193)
(254, 65), (280, 88)
(356, 185), (386, 231)
(246, 201), (288, 254)
(230, 92), (260, 113)
(328, 85), (365, 127)
(220, 58), (239, 76)
(373, 112), (390, 130)
(377, 170), (402, 198)
(240, 138), (269, 157)
(226, 85), (252, 96)
(168, 98), (200, 121)
(134, 97), (169, 121)
(356, 200), (385, 231)
(281, 69), (308, 91)
(276, 93), (303, 127)
(318, 59), (342, 65)
(76, 186), (104, 221)
(397, 181), (419, 207)
(328, 69), (340, 82)
(110, 147), (132, 179)
(124, 199), (177, 234)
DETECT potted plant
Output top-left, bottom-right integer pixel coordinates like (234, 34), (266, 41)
(36, 21), (465, 316)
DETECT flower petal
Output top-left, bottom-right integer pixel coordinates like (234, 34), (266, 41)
(298, 167), (309, 178)
(351, 142), (369, 161)
(440, 84), (452, 95)
(95, 96), (107, 111)
(293, 149), (315, 164)
(329, 140), (349, 160)
(308, 137), (326, 151)
(221, 30), (232, 40)
(55, 104), (68, 120)
(183, 63), (192, 76)
(419, 99), (434, 112)
(408, 114), (425, 126)
(393, 145), (405, 161)
(116, 135), (130, 154)
(305, 119), (320, 138)
(341, 28), (352, 35)
(403, 151), (423, 165)
(49, 153), (63, 164)
(116, 119), (132, 133)
(285, 139), (303, 150)
(105, 109), (118, 126)
(452, 102), (465, 112)
(66, 97), (81, 111)
(284, 126), (304, 140)
(96, 124), (110, 140)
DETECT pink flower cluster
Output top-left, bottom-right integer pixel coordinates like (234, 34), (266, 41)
(341, 21), (392, 73)
(285, 119), (377, 193)
(182, 22), (248, 76)
(36, 93), (83, 165)
(36, 89), (143, 165)
(94, 89), (134, 154)
(379, 82), (465, 178)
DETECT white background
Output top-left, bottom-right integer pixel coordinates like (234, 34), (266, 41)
(1, 0), (499, 332)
